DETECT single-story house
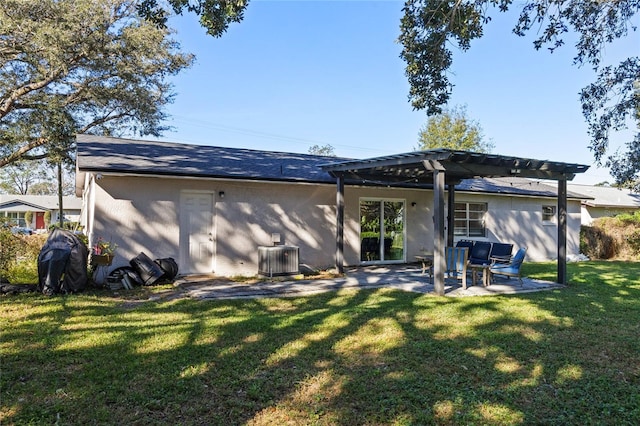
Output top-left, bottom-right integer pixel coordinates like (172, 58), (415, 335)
(0, 195), (82, 232)
(76, 134), (589, 290)
(566, 184), (640, 225)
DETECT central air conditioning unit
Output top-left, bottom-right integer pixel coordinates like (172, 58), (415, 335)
(258, 245), (299, 277)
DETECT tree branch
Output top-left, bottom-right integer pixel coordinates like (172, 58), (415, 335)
(0, 137), (48, 168)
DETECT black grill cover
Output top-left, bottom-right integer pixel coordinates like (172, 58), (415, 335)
(37, 229), (89, 295)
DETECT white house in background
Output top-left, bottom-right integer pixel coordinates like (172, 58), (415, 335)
(75, 135), (588, 277)
(0, 195), (83, 232)
(565, 184), (640, 225)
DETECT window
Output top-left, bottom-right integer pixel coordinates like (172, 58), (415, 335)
(454, 203), (487, 237)
(542, 205), (556, 222)
(4, 212), (26, 227)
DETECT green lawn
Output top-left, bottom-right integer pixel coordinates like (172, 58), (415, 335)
(1, 261), (639, 425)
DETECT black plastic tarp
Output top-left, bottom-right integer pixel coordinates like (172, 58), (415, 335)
(37, 229), (89, 295)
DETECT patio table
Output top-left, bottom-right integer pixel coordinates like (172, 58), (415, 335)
(469, 263), (491, 287)
(414, 254), (433, 277)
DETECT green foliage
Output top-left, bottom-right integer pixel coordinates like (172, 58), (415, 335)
(399, 0), (639, 187)
(0, 221), (45, 283)
(0, 0), (194, 167)
(627, 229), (640, 254)
(48, 221), (81, 232)
(43, 211), (50, 226)
(23, 211), (32, 227)
(0, 161), (75, 195)
(581, 211), (640, 259)
(137, 0), (248, 38)
(0, 221), (19, 281)
(416, 105), (493, 152)
(615, 210), (640, 224)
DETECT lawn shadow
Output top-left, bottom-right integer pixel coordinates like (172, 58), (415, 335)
(1, 261), (639, 424)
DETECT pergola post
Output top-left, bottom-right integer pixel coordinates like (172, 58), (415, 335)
(447, 184), (455, 247)
(433, 169), (446, 296)
(335, 175), (345, 273)
(557, 178), (567, 284)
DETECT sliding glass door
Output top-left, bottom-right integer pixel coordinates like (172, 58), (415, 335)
(360, 199), (405, 263)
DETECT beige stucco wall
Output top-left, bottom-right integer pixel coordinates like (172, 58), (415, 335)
(87, 175), (582, 277)
(455, 192), (582, 261)
(90, 175), (339, 276)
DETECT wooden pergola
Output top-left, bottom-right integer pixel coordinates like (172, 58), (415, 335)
(322, 149), (589, 296)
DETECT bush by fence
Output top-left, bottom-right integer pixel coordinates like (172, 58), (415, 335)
(0, 223), (47, 284)
(581, 211), (640, 260)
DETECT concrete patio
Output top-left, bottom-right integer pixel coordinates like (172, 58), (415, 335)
(178, 264), (564, 300)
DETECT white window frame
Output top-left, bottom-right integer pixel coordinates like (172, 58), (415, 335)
(4, 211), (26, 227)
(359, 198), (407, 264)
(542, 205), (556, 224)
(454, 202), (487, 238)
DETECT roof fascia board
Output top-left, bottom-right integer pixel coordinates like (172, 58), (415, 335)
(87, 171), (337, 188)
(0, 200), (48, 210)
(455, 189), (584, 201)
(92, 171), (582, 199)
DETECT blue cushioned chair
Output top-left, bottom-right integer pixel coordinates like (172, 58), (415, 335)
(468, 241), (492, 265)
(445, 246), (469, 289)
(490, 247), (527, 285)
(489, 242), (513, 263)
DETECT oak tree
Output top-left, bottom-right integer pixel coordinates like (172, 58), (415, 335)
(416, 105), (493, 153)
(398, 0), (639, 189)
(0, 0), (194, 167)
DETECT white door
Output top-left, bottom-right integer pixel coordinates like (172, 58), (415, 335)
(180, 192), (214, 273)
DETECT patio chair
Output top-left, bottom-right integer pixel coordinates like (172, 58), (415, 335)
(468, 241), (492, 265)
(489, 242), (513, 264)
(490, 247), (527, 285)
(455, 240), (475, 251)
(445, 246), (469, 289)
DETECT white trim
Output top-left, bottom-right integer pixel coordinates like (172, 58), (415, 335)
(359, 197), (407, 265)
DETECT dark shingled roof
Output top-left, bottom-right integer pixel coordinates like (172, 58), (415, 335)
(76, 134), (344, 184)
(76, 135), (589, 199)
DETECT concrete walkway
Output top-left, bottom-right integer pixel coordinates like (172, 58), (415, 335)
(177, 265), (564, 300)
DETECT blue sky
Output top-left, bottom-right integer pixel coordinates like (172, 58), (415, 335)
(153, 1), (638, 185)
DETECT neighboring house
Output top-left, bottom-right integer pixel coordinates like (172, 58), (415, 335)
(0, 195), (83, 232)
(566, 184), (640, 225)
(76, 135), (588, 277)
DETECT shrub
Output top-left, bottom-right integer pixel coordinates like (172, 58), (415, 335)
(0, 222), (20, 282)
(627, 229), (640, 255)
(24, 210), (33, 227)
(616, 210), (640, 225)
(581, 210), (640, 260)
(0, 219), (47, 284)
(580, 225), (616, 259)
